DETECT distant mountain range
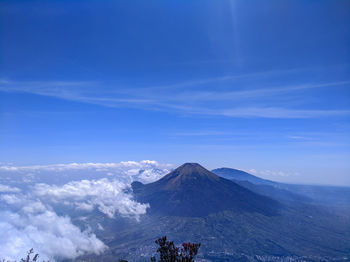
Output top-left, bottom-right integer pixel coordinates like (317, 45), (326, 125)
(212, 167), (310, 203)
(80, 163), (350, 262)
(212, 167), (276, 185)
(212, 167), (350, 207)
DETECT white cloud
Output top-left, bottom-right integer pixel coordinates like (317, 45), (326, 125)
(97, 223), (104, 231)
(34, 178), (150, 219)
(1, 77), (349, 119)
(0, 184), (21, 193)
(0, 160), (172, 184)
(0, 160), (172, 261)
(0, 209), (106, 261)
(249, 169), (257, 174)
(219, 107), (350, 119)
(0, 193), (107, 262)
(76, 201), (94, 212)
(249, 169), (300, 178)
(0, 194), (22, 205)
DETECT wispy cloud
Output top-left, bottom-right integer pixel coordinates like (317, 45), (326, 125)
(218, 107), (350, 118)
(0, 79), (153, 106)
(0, 160), (172, 183)
(171, 131), (234, 137)
(133, 67), (315, 91)
(287, 135), (312, 140)
(172, 81), (350, 102)
(249, 169), (300, 178)
(1, 75), (349, 119)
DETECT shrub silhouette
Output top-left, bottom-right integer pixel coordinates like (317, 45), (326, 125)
(150, 236), (200, 262)
(20, 249), (39, 262)
(9, 237), (200, 262)
(1, 249), (48, 262)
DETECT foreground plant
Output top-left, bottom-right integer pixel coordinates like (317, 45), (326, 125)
(20, 249), (39, 262)
(150, 236), (201, 262)
(1, 249), (49, 262)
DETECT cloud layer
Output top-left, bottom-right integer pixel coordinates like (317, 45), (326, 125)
(0, 209), (106, 261)
(0, 160), (172, 261)
(34, 178), (149, 219)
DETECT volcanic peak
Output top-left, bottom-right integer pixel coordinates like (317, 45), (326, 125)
(132, 162), (281, 216)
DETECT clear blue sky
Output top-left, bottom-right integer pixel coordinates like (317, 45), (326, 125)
(1, 0), (349, 185)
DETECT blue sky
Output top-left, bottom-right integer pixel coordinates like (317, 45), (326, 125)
(1, 0), (349, 185)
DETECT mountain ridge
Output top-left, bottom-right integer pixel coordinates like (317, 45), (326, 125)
(212, 167), (275, 185)
(132, 163), (281, 217)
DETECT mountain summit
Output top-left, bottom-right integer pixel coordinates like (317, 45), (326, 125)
(132, 163), (280, 217)
(155, 163), (221, 189)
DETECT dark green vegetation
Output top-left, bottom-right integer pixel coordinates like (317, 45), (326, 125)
(79, 164), (350, 262)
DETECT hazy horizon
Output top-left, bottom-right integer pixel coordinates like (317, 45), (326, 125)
(0, 160), (348, 187)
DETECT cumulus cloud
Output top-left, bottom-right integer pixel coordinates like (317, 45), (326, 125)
(34, 178), (150, 219)
(0, 184), (21, 193)
(0, 160), (172, 261)
(0, 209), (106, 261)
(0, 193), (23, 205)
(0, 191), (107, 261)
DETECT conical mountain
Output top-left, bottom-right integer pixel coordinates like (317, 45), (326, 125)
(132, 163), (280, 217)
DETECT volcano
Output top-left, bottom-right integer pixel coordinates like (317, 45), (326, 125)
(132, 163), (280, 217)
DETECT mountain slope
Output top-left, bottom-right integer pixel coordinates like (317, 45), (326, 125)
(132, 163), (280, 217)
(78, 164), (350, 262)
(211, 168), (309, 203)
(212, 167), (275, 185)
(212, 168), (350, 206)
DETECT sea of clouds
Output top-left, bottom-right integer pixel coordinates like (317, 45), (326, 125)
(0, 160), (172, 261)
